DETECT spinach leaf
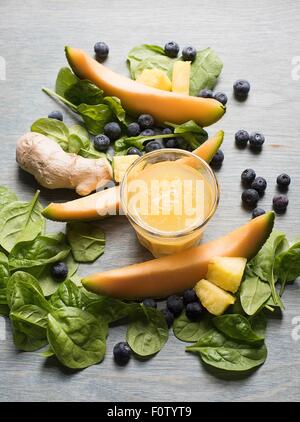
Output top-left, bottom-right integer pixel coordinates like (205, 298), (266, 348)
(127, 44), (172, 79)
(69, 124), (89, 141)
(173, 311), (213, 342)
(165, 120), (208, 149)
(104, 96), (126, 124)
(0, 191), (44, 253)
(47, 307), (107, 369)
(240, 270), (271, 316)
(55, 67), (78, 96)
(10, 304), (49, 351)
(9, 233), (70, 269)
(0, 304), (9, 316)
(126, 306), (168, 357)
(212, 314), (265, 344)
(189, 48), (223, 96)
(86, 297), (138, 324)
(31, 118), (69, 151)
(77, 103), (113, 135)
(65, 80), (103, 106)
(114, 133), (174, 153)
(0, 252), (10, 305)
(249, 231), (286, 307)
(66, 222), (105, 263)
(38, 253), (78, 297)
(68, 134), (89, 154)
(7, 271), (51, 312)
(78, 144), (107, 159)
(0, 186), (18, 208)
(275, 241), (300, 294)
(186, 328), (267, 372)
(49, 280), (83, 310)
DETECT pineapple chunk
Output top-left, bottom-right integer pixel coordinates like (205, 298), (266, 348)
(136, 68), (172, 91)
(113, 155), (140, 183)
(194, 279), (235, 316)
(171, 61), (191, 95)
(207, 257), (247, 293)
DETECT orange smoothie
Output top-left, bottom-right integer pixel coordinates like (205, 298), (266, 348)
(121, 150), (219, 257)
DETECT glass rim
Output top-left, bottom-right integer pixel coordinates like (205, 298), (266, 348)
(120, 148), (220, 239)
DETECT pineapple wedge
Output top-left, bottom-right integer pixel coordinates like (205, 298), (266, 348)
(194, 279), (235, 316)
(172, 61), (191, 95)
(137, 68), (172, 91)
(113, 155), (140, 183)
(207, 257), (247, 293)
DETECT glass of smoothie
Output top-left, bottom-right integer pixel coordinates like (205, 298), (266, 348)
(120, 149), (219, 257)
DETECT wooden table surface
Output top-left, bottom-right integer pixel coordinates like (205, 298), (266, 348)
(0, 0), (300, 402)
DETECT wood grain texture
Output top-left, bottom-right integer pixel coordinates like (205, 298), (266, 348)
(0, 0), (300, 402)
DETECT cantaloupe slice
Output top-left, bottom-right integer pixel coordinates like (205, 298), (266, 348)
(136, 69), (172, 91)
(194, 279), (235, 316)
(207, 257), (247, 293)
(171, 61), (191, 95)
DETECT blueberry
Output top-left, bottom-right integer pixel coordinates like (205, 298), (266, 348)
(182, 46), (197, 62)
(164, 41), (180, 58)
(94, 134), (110, 152)
(113, 342), (131, 365)
(197, 88), (213, 98)
(276, 173), (291, 189)
(167, 295), (184, 316)
(127, 147), (142, 156)
(127, 122), (141, 137)
(48, 110), (63, 121)
(183, 289), (198, 305)
(174, 137), (187, 149)
(144, 141), (162, 153)
(241, 189), (259, 208)
(213, 92), (228, 105)
(142, 298), (157, 309)
(252, 207), (266, 219)
(233, 79), (250, 98)
(251, 177), (267, 194)
(273, 194), (289, 213)
(140, 128), (155, 138)
(94, 42), (109, 60)
(235, 130), (249, 148)
(51, 262), (68, 281)
(249, 132), (265, 149)
(210, 149), (224, 169)
(241, 168), (256, 186)
(162, 127), (173, 135)
(161, 308), (174, 328)
(104, 122), (121, 141)
(186, 302), (203, 321)
(164, 138), (176, 148)
(138, 114), (154, 129)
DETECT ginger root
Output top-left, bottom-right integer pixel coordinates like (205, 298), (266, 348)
(16, 132), (113, 196)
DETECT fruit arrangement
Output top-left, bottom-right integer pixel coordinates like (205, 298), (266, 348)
(1, 40), (298, 377)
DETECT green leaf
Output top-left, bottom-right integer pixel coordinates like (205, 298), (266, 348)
(127, 44), (171, 79)
(126, 306), (168, 357)
(77, 103), (113, 135)
(186, 328), (267, 372)
(86, 297), (138, 324)
(0, 191), (44, 253)
(0, 252), (10, 305)
(9, 233), (70, 269)
(165, 120), (208, 148)
(104, 96), (126, 124)
(47, 307), (107, 369)
(31, 118), (69, 151)
(68, 134), (89, 154)
(78, 144), (107, 159)
(240, 270), (271, 316)
(249, 231), (286, 307)
(66, 222), (105, 263)
(173, 311), (212, 342)
(212, 314), (265, 344)
(0, 186), (18, 208)
(64, 80), (103, 106)
(49, 280), (83, 309)
(38, 253), (78, 297)
(55, 67), (78, 96)
(6, 271), (51, 312)
(114, 133), (174, 154)
(189, 48), (223, 96)
(69, 124), (89, 141)
(275, 241), (300, 294)
(0, 304), (9, 316)
(11, 319), (48, 352)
